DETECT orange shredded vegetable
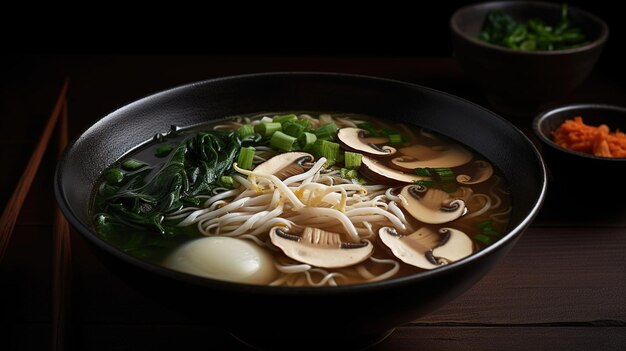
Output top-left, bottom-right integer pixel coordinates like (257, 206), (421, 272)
(552, 116), (626, 158)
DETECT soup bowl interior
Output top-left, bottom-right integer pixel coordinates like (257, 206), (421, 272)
(55, 73), (546, 348)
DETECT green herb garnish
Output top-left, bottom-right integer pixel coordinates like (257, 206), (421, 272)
(478, 4), (587, 51)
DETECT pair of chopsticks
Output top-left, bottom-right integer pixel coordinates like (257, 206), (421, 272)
(0, 78), (72, 351)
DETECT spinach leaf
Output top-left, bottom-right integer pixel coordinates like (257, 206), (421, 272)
(100, 130), (242, 236)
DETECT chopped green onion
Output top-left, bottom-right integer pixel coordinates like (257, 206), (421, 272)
(238, 124), (255, 138)
(314, 140), (340, 165)
(340, 168), (359, 179)
(474, 234), (493, 245)
(313, 123), (339, 141)
(298, 132), (317, 151)
(219, 175), (237, 189)
(344, 152), (362, 170)
(121, 159), (146, 171)
(356, 122), (381, 137)
(414, 180), (435, 187)
(255, 122), (282, 138)
(282, 119), (309, 138)
(415, 168), (432, 176)
(272, 114), (298, 124)
(270, 131), (297, 152)
(98, 182), (119, 197)
(415, 167), (455, 182)
(479, 220), (493, 229)
(388, 134), (403, 144)
(237, 146), (255, 170)
(105, 168), (124, 185)
(381, 127), (398, 136)
(478, 220), (500, 237)
(155, 146), (173, 157)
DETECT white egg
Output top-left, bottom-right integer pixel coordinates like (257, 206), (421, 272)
(163, 236), (277, 285)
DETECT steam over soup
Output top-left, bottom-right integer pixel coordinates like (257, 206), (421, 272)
(92, 112), (512, 286)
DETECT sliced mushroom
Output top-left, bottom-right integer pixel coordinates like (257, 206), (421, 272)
(253, 152), (314, 180)
(456, 160), (494, 185)
(361, 155), (429, 185)
(379, 227), (473, 269)
(390, 144), (473, 171)
(400, 185), (466, 224)
(269, 227), (373, 268)
(431, 228), (474, 264)
(337, 127), (397, 156)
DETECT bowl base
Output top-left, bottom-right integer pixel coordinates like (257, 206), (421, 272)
(230, 328), (396, 350)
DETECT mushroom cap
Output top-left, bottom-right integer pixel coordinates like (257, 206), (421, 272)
(378, 227), (474, 270)
(456, 160), (494, 185)
(378, 227), (440, 269)
(269, 227), (373, 269)
(253, 152), (314, 180)
(361, 156), (429, 185)
(391, 144), (473, 171)
(431, 228), (474, 263)
(337, 127), (397, 156)
(400, 185), (466, 224)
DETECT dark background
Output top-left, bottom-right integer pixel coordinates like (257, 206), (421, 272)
(3, 0), (624, 76)
(2, 2), (626, 350)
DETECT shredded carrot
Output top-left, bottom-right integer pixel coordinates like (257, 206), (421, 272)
(552, 116), (626, 158)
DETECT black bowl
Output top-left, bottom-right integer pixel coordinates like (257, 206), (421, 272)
(451, 1), (608, 117)
(55, 73), (546, 349)
(533, 103), (626, 193)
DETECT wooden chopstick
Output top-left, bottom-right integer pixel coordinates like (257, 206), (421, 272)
(0, 78), (70, 262)
(52, 97), (72, 351)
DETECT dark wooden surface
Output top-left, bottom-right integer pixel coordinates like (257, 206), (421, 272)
(1, 56), (625, 350)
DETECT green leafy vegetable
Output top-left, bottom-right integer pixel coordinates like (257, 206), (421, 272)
(478, 4), (587, 51)
(105, 168), (124, 185)
(99, 130), (242, 236)
(121, 159), (147, 171)
(155, 145), (173, 157)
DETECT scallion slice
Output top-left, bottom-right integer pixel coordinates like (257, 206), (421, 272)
(282, 119), (309, 138)
(270, 131), (297, 152)
(315, 140), (340, 165)
(344, 151), (362, 170)
(237, 146), (256, 170)
(272, 114), (298, 124)
(314, 122), (339, 141)
(255, 122), (282, 138)
(238, 124), (255, 138)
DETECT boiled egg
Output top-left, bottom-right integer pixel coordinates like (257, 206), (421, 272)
(163, 236), (277, 285)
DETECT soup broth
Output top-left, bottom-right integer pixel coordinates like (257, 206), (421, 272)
(92, 112), (512, 286)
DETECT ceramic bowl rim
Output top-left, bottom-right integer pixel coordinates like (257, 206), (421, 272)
(533, 103), (626, 162)
(55, 72), (547, 296)
(450, 0), (609, 56)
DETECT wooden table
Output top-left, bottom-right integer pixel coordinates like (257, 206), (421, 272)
(1, 56), (625, 350)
